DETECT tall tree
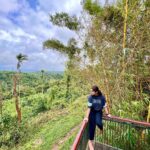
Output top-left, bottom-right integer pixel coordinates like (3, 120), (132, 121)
(43, 38), (80, 100)
(13, 75), (22, 124)
(14, 53), (28, 124)
(83, 0), (150, 117)
(43, 13), (80, 100)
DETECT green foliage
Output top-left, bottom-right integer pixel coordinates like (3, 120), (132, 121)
(83, 0), (102, 15)
(32, 100), (47, 116)
(1, 113), (28, 147)
(43, 38), (80, 59)
(67, 38), (80, 58)
(0, 71), (63, 99)
(101, 6), (124, 29)
(145, 0), (150, 7)
(16, 54), (28, 62)
(1, 94), (86, 150)
(50, 12), (79, 31)
(43, 39), (66, 52)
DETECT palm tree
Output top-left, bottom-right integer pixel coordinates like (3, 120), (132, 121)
(14, 53), (28, 124)
(16, 53), (28, 73)
(16, 53), (28, 96)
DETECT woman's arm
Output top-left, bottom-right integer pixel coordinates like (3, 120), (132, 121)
(104, 105), (111, 117)
(85, 108), (91, 118)
(84, 108), (91, 121)
(104, 106), (109, 114)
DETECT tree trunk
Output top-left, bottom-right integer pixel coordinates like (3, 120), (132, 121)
(13, 75), (21, 124)
(0, 81), (3, 118)
(66, 74), (70, 100)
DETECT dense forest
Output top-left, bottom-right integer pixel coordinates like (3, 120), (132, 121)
(0, 0), (150, 150)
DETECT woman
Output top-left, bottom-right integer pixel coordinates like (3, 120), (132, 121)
(84, 85), (111, 150)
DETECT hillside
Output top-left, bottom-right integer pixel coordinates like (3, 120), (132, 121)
(0, 71), (86, 150)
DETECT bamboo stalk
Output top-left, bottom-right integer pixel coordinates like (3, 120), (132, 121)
(123, 0), (128, 49)
(147, 104), (150, 123)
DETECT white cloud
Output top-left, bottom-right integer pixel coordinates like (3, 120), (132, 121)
(64, 0), (82, 16)
(22, 51), (67, 72)
(0, 29), (21, 43)
(0, 0), (82, 71)
(0, 0), (20, 13)
(0, 28), (37, 43)
(38, 0), (82, 15)
(11, 28), (37, 40)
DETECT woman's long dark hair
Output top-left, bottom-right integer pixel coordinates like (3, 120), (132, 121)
(92, 85), (102, 96)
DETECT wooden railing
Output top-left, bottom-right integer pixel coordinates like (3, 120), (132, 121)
(72, 114), (150, 150)
(71, 120), (89, 150)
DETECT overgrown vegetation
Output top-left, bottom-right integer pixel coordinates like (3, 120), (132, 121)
(44, 0), (150, 120)
(0, 0), (150, 149)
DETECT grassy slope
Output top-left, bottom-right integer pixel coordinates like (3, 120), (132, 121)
(59, 129), (78, 150)
(8, 96), (87, 150)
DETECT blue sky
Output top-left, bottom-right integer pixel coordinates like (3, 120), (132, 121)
(0, 0), (82, 72)
(0, 0), (114, 72)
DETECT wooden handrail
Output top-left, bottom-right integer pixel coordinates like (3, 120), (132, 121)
(72, 114), (150, 150)
(103, 115), (150, 128)
(71, 120), (88, 150)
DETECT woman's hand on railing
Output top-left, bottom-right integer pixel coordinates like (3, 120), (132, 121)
(107, 114), (111, 117)
(105, 113), (111, 117)
(84, 117), (88, 122)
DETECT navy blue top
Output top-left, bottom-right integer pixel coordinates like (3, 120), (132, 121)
(88, 95), (106, 112)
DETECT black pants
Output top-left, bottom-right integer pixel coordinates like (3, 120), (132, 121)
(89, 111), (103, 140)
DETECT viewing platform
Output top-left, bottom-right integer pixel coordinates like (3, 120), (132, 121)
(72, 115), (150, 150)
